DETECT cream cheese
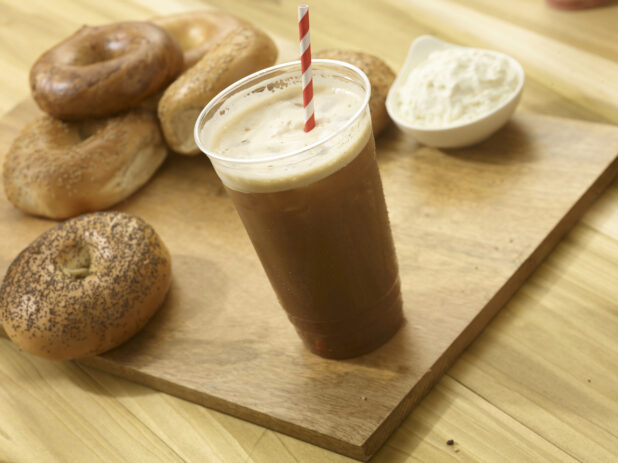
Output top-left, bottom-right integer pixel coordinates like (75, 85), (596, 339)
(394, 47), (520, 128)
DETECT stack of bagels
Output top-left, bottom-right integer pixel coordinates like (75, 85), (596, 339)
(3, 10), (278, 220)
(0, 10), (279, 361)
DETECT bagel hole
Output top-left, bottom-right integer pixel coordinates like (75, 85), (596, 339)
(159, 21), (212, 51)
(184, 26), (216, 50)
(77, 120), (104, 141)
(73, 36), (130, 66)
(57, 244), (92, 279)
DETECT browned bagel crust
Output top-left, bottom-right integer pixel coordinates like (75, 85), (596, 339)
(2, 110), (167, 220)
(314, 50), (395, 136)
(0, 212), (172, 360)
(30, 22), (184, 120)
(158, 25), (278, 155)
(151, 10), (248, 71)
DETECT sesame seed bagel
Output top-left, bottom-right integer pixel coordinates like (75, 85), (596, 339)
(314, 50), (395, 136)
(151, 10), (248, 71)
(3, 109), (167, 220)
(0, 212), (172, 360)
(158, 25), (278, 155)
(30, 22), (184, 120)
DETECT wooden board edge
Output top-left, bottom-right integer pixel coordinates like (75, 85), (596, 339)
(2, 154), (615, 461)
(0, 98), (617, 460)
(77, 355), (370, 461)
(359, 152), (618, 459)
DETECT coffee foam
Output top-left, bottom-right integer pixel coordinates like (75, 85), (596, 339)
(199, 71), (371, 193)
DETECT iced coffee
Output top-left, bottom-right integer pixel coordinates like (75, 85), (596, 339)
(195, 60), (403, 358)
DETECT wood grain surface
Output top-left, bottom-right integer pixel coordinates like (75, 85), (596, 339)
(1, 102), (616, 459)
(0, 1), (617, 462)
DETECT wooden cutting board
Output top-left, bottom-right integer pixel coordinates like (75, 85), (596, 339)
(0, 98), (617, 460)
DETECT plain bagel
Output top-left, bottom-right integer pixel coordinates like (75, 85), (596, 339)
(0, 212), (172, 361)
(158, 25), (278, 155)
(30, 21), (184, 120)
(3, 110), (167, 219)
(151, 10), (248, 71)
(314, 50), (395, 136)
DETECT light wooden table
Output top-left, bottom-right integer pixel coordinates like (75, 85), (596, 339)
(1, 1), (616, 461)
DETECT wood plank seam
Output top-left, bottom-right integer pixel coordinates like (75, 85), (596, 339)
(446, 374), (586, 463)
(274, 432), (302, 463)
(73, 363), (190, 463)
(243, 430), (268, 463)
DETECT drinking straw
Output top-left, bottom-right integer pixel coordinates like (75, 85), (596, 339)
(298, 4), (315, 132)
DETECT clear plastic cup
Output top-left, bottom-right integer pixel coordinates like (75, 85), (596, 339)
(195, 60), (403, 358)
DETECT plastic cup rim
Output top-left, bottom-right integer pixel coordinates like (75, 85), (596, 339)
(193, 59), (371, 165)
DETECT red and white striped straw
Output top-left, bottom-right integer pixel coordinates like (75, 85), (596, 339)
(298, 4), (315, 132)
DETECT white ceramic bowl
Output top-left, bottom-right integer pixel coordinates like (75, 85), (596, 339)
(385, 35), (525, 148)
